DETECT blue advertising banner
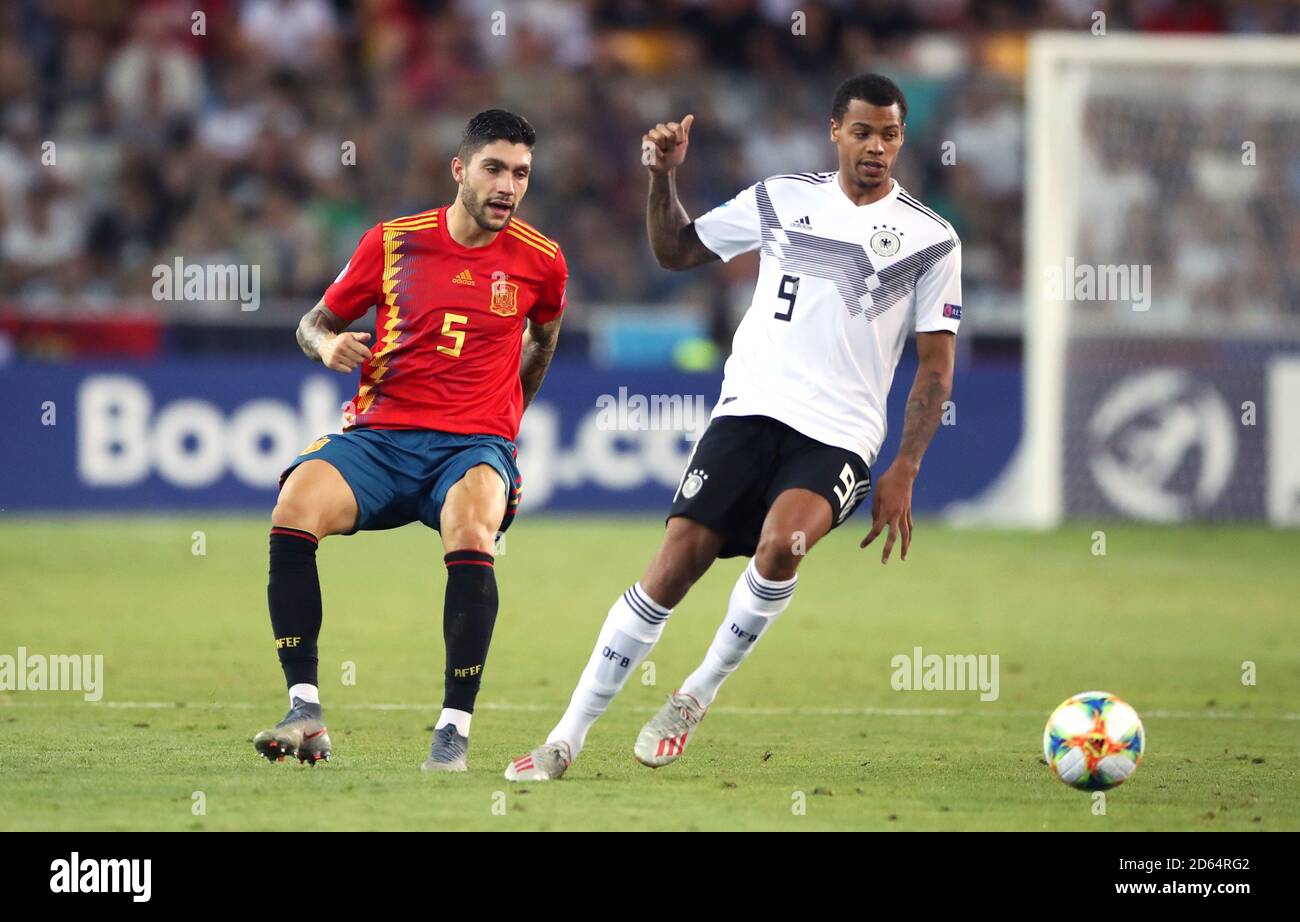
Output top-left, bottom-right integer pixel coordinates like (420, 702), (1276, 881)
(1061, 339), (1300, 524)
(0, 358), (1021, 515)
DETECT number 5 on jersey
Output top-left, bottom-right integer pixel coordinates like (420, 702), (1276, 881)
(437, 312), (469, 357)
(775, 274), (800, 321)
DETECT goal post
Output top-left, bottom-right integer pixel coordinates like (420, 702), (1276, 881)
(1003, 32), (1300, 527)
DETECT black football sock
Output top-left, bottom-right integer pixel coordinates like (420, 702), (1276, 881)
(442, 550), (499, 716)
(267, 527), (322, 691)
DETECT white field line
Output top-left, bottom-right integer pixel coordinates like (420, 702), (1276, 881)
(1, 699), (1297, 721)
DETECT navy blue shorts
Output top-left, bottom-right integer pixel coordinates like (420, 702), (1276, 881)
(280, 428), (522, 535)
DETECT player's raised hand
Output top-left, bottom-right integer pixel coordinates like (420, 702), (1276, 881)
(642, 114), (694, 174)
(860, 465), (914, 564)
(319, 331), (372, 373)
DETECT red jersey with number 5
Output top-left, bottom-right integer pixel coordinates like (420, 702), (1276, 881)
(322, 206), (567, 439)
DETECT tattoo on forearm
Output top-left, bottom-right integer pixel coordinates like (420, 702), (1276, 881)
(897, 370), (951, 468)
(647, 172), (687, 265)
(647, 173), (716, 270)
(520, 322), (559, 409)
(296, 302), (343, 362)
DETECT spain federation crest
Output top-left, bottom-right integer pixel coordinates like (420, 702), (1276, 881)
(490, 275), (519, 316)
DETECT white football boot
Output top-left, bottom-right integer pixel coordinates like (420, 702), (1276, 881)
(504, 740), (573, 782)
(634, 691), (707, 768)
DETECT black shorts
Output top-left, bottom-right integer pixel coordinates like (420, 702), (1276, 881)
(668, 415), (872, 559)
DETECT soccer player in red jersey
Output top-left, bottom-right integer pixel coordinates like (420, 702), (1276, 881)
(252, 110), (568, 772)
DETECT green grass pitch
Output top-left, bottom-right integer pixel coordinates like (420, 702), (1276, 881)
(1, 516), (1297, 831)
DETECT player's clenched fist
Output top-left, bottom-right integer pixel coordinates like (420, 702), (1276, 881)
(319, 331), (372, 372)
(642, 114), (694, 174)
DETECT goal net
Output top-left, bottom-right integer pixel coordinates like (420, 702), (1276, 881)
(988, 33), (1300, 526)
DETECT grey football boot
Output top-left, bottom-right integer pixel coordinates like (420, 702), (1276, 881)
(253, 697), (331, 765)
(421, 723), (470, 773)
(634, 691), (707, 768)
(503, 740), (573, 782)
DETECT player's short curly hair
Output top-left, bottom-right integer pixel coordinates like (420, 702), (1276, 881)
(831, 74), (908, 124)
(458, 109), (537, 162)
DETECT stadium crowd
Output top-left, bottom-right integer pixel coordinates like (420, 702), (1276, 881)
(0, 0), (1296, 329)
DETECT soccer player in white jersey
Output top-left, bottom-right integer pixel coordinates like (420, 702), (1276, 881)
(505, 74), (960, 781)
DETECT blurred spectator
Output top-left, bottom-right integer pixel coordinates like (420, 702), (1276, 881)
(238, 0), (339, 70)
(105, 6), (204, 126)
(1, 177), (84, 296)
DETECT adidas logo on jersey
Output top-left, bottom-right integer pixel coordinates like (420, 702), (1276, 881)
(789, 215), (812, 230)
(452, 268), (475, 286)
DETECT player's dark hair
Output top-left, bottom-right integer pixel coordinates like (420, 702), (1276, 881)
(831, 73), (908, 124)
(458, 109), (537, 162)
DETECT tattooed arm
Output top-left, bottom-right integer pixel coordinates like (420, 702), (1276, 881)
(296, 299), (372, 372)
(646, 173), (718, 271)
(861, 331), (957, 564)
(520, 314), (563, 410)
(643, 114), (719, 271)
(894, 331), (957, 476)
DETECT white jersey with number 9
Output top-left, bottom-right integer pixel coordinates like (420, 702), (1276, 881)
(692, 172), (961, 467)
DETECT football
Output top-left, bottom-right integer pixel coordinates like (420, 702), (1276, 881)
(1043, 692), (1145, 791)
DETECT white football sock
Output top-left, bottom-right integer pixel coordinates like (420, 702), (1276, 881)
(679, 559), (796, 707)
(547, 583), (671, 758)
(435, 707), (472, 737)
(289, 683), (320, 706)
